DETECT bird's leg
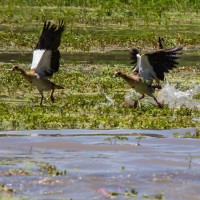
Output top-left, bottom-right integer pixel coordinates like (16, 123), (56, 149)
(139, 94), (145, 100)
(134, 94), (145, 108)
(153, 97), (164, 108)
(40, 91), (44, 106)
(50, 89), (55, 103)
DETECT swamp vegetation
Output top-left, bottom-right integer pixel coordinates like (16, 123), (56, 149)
(0, 1), (200, 200)
(0, 0), (199, 131)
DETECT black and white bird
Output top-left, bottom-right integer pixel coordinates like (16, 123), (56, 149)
(12, 20), (65, 106)
(130, 46), (183, 85)
(114, 46), (183, 108)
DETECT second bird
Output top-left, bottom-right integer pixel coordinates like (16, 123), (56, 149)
(12, 20), (65, 106)
(114, 46), (183, 108)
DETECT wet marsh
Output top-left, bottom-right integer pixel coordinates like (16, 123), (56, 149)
(0, 1), (200, 199)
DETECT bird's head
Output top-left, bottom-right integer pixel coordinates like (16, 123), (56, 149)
(113, 71), (124, 78)
(131, 48), (140, 55)
(12, 66), (21, 71)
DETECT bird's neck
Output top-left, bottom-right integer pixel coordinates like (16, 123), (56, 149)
(120, 73), (136, 84)
(17, 68), (34, 82)
(136, 54), (141, 69)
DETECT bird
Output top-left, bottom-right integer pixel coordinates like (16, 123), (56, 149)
(12, 20), (65, 106)
(113, 71), (163, 108)
(114, 46), (183, 108)
(130, 46), (183, 85)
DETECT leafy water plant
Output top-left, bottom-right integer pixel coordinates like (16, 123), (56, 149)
(173, 131), (180, 138)
(135, 136), (145, 146)
(99, 187), (138, 199)
(183, 131), (193, 138)
(153, 193), (164, 200)
(0, 1), (199, 51)
(104, 135), (129, 144)
(0, 1), (199, 131)
(38, 163), (67, 176)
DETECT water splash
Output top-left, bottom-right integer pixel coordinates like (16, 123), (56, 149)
(157, 84), (200, 109)
(124, 89), (139, 107)
(101, 90), (114, 106)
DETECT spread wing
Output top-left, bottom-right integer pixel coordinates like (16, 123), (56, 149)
(130, 47), (183, 83)
(146, 47), (183, 81)
(31, 20), (65, 77)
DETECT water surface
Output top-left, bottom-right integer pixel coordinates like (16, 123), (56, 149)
(0, 128), (199, 200)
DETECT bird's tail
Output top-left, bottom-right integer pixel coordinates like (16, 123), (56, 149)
(53, 84), (64, 89)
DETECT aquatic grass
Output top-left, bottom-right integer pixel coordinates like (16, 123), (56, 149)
(0, 1), (199, 51)
(38, 163), (67, 176)
(0, 62), (199, 130)
(104, 135), (129, 144)
(0, 1), (199, 131)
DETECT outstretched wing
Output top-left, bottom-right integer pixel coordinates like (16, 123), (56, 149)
(31, 20), (65, 77)
(145, 47), (183, 81)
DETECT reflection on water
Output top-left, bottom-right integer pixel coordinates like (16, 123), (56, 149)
(0, 128), (199, 199)
(0, 49), (200, 66)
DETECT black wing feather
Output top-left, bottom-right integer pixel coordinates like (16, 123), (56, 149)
(146, 47), (183, 80)
(130, 48), (140, 65)
(35, 20), (65, 76)
(35, 20), (65, 50)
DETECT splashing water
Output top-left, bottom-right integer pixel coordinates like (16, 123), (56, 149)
(101, 90), (114, 106)
(157, 84), (200, 109)
(124, 89), (144, 107)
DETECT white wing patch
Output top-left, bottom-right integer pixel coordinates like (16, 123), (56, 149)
(139, 54), (157, 83)
(136, 54), (142, 72)
(31, 49), (52, 77)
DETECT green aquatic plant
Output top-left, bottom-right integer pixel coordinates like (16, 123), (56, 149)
(173, 131), (180, 138)
(135, 136), (145, 146)
(104, 135), (129, 144)
(38, 163), (67, 176)
(99, 187), (138, 199)
(0, 4), (199, 131)
(0, 1), (199, 51)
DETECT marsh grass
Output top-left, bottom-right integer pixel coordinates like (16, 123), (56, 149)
(0, 1), (199, 131)
(0, 62), (199, 131)
(0, 1), (199, 51)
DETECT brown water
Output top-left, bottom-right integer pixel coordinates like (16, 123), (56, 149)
(0, 128), (200, 200)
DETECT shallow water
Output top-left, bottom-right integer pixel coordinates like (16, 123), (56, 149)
(0, 128), (200, 200)
(1, 49), (200, 66)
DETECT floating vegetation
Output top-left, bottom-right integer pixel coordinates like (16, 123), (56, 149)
(0, 63), (199, 130)
(0, 1), (199, 51)
(0, 1), (199, 131)
(38, 164), (67, 176)
(104, 135), (129, 144)
(98, 187), (138, 199)
(0, 169), (29, 176)
(135, 136), (146, 146)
